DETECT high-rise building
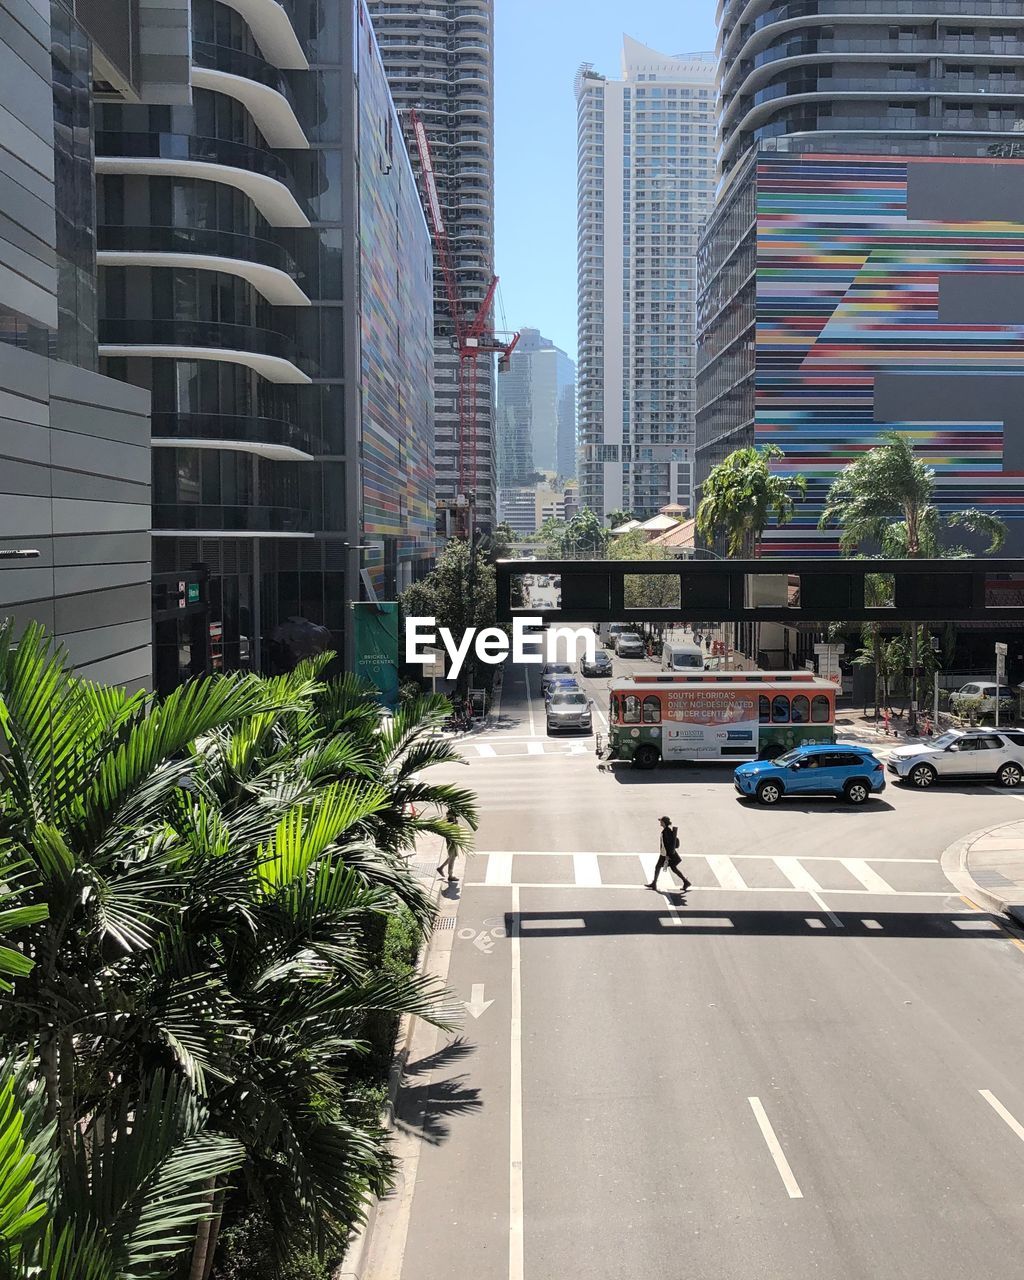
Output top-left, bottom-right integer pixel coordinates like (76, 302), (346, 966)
(496, 327), (576, 488)
(95, 0), (435, 692)
(366, 0), (497, 529)
(698, 1), (1024, 553)
(575, 39), (716, 522)
(0, 0), (191, 690)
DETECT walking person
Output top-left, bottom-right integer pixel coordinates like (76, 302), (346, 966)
(646, 815), (692, 893)
(437, 806), (461, 881)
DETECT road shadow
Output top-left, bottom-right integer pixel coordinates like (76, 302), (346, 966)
(507, 907), (1006, 940)
(394, 1037), (483, 1147)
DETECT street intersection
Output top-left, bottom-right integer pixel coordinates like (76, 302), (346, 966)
(364, 651), (1024, 1280)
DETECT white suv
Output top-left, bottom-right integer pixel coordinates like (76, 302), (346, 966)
(887, 729), (1024, 789)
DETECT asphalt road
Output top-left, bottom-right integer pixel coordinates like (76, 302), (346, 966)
(377, 643), (1024, 1280)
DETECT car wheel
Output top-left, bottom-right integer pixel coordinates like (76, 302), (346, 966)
(908, 763), (937, 788)
(998, 762), (1023, 789)
(756, 780), (782, 805)
(633, 744), (659, 770)
(844, 779), (870, 805)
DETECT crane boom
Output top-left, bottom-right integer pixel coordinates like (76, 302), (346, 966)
(407, 109), (520, 536)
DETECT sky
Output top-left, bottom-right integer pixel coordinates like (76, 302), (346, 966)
(493, 0), (717, 364)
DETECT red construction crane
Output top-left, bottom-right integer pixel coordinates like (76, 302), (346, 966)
(409, 109), (520, 538)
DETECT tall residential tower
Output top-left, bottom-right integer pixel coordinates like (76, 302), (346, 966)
(367, 0), (497, 529)
(576, 38), (716, 522)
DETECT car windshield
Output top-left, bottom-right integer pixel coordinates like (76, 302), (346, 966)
(773, 749), (804, 766)
(553, 693), (587, 707)
(544, 665), (571, 675)
(932, 731), (961, 749)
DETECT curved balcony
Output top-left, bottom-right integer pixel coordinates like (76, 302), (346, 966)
(153, 503), (313, 535)
(151, 410), (312, 458)
(190, 47), (308, 150)
(95, 131), (309, 228)
(99, 317), (311, 385)
(216, 0), (307, 69)
(97, 225), (309, 306)
(152, 412), (309, 458)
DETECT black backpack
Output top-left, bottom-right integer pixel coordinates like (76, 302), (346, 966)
(662, 825), (679, 856)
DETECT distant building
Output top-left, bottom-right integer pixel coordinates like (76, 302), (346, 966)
(497, 328), (576, 487)
(575, 39), (716, 521)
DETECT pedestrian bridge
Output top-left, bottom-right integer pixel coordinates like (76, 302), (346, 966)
(496, 557), (1024, 624)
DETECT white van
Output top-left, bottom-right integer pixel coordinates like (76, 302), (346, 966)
(662, 639), (705, 672)
(598, 622), (631, 647)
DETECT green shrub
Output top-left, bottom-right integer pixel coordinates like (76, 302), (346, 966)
(211, 1210), (334, 1280)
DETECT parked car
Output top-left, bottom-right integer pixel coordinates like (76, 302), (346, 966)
(949, 682), (1017, 719)
(580, 650), (613, 677)
(734, 743), (886, 806)
(541, 662), (573, 691)
(887, 728), (1024, 788)
(544, 676), (580, 704)
(546, 690), (594, 734)
(615, 632), (645, 659)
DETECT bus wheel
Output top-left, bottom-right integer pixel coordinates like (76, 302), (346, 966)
(758, 744), (783, 761)
(633, 745), (660, 770)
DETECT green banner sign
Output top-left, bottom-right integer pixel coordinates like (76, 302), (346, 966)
(351, 602), (399, 708)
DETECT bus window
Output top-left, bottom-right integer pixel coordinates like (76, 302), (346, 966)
(771, 694), (790, 723)
(759, 695), (770, 723)
(609, 694), (618, 724)
(642, 695), (661, 724)
(811, 694), (831, 723)
(791, 694), (809, 724)
(623, 695), (641, 724)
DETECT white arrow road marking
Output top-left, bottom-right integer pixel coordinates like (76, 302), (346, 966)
(462, 983), (494, 1019)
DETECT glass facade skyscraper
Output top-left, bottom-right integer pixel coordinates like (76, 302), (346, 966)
(96, 0), (434, 691)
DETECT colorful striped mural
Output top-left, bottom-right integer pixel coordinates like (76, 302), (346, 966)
(755, 153), (1024, 557)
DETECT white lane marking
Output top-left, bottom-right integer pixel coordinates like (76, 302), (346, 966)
(806, 919), (826, 929)
(573, 853), (602, 887)
(468, 878), (953, 897)
(527, 741), (544, 755)
(748, 1097), (803, 1199)
(510, 885), (524, 1280)
(863, 919), (883, 930)
(569, 740), (590, 755)
(639, 853), (658, 884)
(474, 743), (498, 758)
(980, 1089), (1024, 1146)
(774, 857), (823, 893)
(485, 853), (513, 886)
(953, 920), (1000, 930)
(707, 855), (747, 890)
(774, 858), (843, 926)
(521, 917), (586, 930)
(662, 916), (734, 929)
(842, 859), (895, 894)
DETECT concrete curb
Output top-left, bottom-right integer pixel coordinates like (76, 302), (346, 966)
(336, 835), (449, 1280)
(939, 818), (1024, 926)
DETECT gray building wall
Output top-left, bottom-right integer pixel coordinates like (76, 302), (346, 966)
(0, 0), (153, 689)
(0, 346), (152, 688)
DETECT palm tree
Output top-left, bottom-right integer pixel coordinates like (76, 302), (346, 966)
(0, 628), (468, 1277)
(696, 444), (807, 558)
(819, 430), (1007, 728)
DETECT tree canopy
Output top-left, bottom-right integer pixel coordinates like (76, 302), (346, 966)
(696, 445), (807, 558)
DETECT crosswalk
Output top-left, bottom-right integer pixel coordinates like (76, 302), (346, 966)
(466, 851), (955, 897)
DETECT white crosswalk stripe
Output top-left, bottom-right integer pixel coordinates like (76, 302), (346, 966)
(468, 851), (953, 898)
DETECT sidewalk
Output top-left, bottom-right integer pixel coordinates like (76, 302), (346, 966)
(943, 819), (1024, 928)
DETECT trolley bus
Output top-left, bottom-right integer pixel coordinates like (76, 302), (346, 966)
(600, 671), (837, 769)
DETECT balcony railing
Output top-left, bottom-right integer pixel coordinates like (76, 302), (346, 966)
(154, 503), (312, 532)
(98, 225), (297, 275)
(100, 317), (300, 366)
(151, 411), (311, 455)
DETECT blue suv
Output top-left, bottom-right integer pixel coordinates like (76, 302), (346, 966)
(734, 743), (886, 806)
